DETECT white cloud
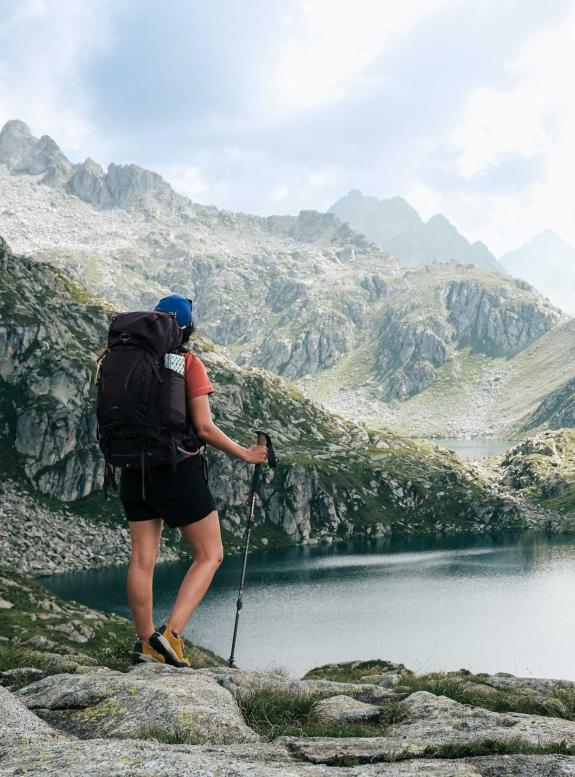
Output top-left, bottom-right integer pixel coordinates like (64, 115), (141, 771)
(162, 164), (211, 199)
(274, 0), (459, 110)
(445, 5), (575, 252)
(269, 184), (290, 201)
(0, 0), (116, 160)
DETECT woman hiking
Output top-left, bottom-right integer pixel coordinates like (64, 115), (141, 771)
(110, 294), (267, 667)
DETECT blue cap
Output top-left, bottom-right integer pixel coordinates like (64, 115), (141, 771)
(154, 295), (193, 328)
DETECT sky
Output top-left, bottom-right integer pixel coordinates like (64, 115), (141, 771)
(0, 0), (574, 255)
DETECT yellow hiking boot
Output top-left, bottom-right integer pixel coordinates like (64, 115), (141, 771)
(131, 637), (166, 665)
(151, 624), (191, 667)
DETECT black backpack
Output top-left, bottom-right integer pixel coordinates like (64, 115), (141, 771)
(96, 310), (203, 495)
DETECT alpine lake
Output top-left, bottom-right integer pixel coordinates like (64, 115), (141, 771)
(43, 439), (575, 679)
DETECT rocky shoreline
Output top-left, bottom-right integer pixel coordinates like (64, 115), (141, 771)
(0, 480), (181, 577)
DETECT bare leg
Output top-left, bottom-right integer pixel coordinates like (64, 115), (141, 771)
(127, 519), (163, 640)
(167, 511), (223, 634)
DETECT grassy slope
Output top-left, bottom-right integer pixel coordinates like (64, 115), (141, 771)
(0, 563), (224, 675)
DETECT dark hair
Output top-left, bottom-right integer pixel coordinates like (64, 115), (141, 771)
(180, 321), (195, 348)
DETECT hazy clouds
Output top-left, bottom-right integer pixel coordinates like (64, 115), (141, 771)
(1, 0), (574, 253)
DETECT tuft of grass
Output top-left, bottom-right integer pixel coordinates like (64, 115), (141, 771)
(237, 688), (318, 739)
(0, 644), (75, 688)
(91, 635), (133, 673)
(140, 725), (200, 745)
(236, 687), (407, 739)
(0, 644), (64, 674)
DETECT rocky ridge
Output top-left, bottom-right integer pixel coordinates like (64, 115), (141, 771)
(0, 119), (570, 430)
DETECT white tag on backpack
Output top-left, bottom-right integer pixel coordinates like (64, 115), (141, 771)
(164, 353), (185, 376)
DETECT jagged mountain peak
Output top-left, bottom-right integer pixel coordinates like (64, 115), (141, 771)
(0, 118), (33, 139)
(0, 118), (175, 210)
(500, 230), (575, 314)
(80, 157), (105, 177)
(329, 190), (502, 272)
(518, 229), (573, 252)
(332, 190), (421, 222)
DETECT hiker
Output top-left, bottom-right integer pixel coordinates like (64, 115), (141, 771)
(96, 294), (267, 667)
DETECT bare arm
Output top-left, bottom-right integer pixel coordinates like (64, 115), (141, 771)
(189, 394), (267, 464)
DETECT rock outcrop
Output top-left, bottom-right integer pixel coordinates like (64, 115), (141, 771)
(373, 265), (561, 401)
(488, 429), (575, 529)
(522, 376), (575, 433)
(18, 664), (258, 744)
(445, 279), (558, 357)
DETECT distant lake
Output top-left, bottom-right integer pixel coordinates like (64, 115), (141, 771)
(429, 438), (516, 460)
(44, 531), (575, 680)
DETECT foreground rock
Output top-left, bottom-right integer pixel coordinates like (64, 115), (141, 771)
(311, 694), (382, 724)
(0, 684), (61, 746)
(4, 736), (575, 776)
(17, 663), (257, 745)
(3, 681), (575, 776)
(201, 666), (399, 705)
(5, 653), (575, 775)
(290, 690), (575, 763)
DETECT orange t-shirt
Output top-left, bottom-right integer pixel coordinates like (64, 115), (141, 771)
(183, 353), (214, 398)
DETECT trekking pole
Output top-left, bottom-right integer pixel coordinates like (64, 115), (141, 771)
(228, 430), (277, 668)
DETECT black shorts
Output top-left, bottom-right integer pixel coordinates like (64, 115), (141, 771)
(119, 454), (217, 528)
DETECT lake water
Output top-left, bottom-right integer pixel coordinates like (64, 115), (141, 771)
(43, 531), (575, 680)
(428, 438), (516, 460)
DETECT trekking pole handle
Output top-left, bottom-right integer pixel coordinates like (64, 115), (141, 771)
(255, 429), (277, 468)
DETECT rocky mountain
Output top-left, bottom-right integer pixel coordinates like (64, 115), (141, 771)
(489, 429), (575, 522)
(1, 119), (573, 439)
(522, 376), (575, 434)
(500, 229), (575, 315)
(297, 263), (569, 437)
(329, 189), (503, 272)
(4, 571), (575, 774)
(4, 236), (547, 568)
